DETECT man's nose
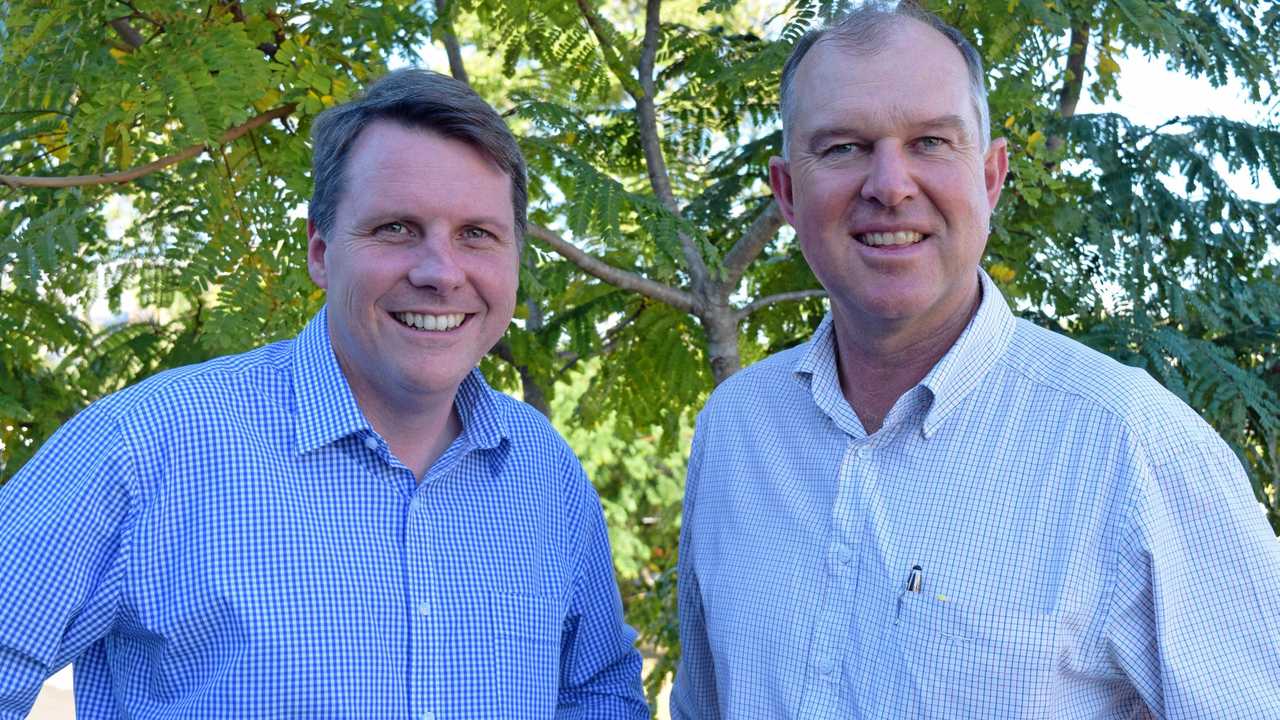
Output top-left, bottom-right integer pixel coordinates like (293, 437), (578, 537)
(860, 144), (917, 207)
(406, 235), (466, 292)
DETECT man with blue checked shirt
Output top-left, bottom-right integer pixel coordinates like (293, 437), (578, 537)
(672, 4), (1280, 719)
(0, 69), (647, 718)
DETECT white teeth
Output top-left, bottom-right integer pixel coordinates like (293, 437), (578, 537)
(858, 231), (924, 247)
(393, 312), (465, 331)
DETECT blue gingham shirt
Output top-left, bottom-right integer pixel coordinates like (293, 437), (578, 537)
(0, 308), (647, 719)
(672, 271), (1280, 719)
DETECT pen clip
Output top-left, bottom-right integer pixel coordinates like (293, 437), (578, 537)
(906, 564), (922, 594)
(896, 564), (923, 624)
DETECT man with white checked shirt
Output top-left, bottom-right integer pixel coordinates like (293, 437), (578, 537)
(0, 69), (647, 718)
(671, 3), (1280, 718)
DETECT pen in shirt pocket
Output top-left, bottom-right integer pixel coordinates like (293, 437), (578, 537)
(906, 565), (922, 593)
(896, 564), (923, 623)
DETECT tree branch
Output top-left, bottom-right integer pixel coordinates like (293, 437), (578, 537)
(1058, 23), (1090, 119)
(434, 0), (470, 84)
(491, 339), (550, 416)
(721, 199), (782, 287)
(635, 0), (676, 213)
(572, 0), (707, 288)
(553, 307), (641, 380)
(631, 0), (709, 288)
(0, 104), (295, 189)
(574, 0), (642, 97)
(1047, 22), (1089, 154)
(3, 143), (72, 175)
(118, 0), (162, 27)
(109, 17), (146, 49)
(733, 288), (826, 322)
(527, 223), (697, 314)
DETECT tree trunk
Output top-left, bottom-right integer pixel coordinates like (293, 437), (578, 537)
(701, 306), (741, 385)
(520, 295), (551, 417)
(1046, 22), (1089, 154)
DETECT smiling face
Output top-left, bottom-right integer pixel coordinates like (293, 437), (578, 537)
(769, 19), (1007, 344)
(307, 120), (519, 418)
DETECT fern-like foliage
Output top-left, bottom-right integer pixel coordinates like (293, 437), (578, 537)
(0, 0), (427, 479)
(3, 2), (1279, 704)
(992, 108), (1280, 533)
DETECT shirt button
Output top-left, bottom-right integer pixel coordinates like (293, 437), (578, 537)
(818, 655), (836, 675)
(421, 713), (435, 720)
(417, 602), (430, 617)
(855, 445), (869, 459)
(364, 436), (378, 451)
(834, 543), (853, 565)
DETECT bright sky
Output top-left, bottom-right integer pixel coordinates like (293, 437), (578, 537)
(1075, 50), (1278, 203)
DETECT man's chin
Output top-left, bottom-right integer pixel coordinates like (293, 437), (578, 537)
(400, 365), (475, 398)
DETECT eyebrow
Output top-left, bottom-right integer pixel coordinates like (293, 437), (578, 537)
(806, 127), (859, 154)
(805, 113), (974, 152)
(916, 114), (972, 141)
(461, 215), (515, 237)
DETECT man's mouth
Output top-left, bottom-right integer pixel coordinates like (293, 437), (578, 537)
(856, 231), (925, 247)
(392, 311), (467, 331)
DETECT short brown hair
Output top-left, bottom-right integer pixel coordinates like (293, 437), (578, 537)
(309, 69), (528, 240)
(779, 2), (992, 157)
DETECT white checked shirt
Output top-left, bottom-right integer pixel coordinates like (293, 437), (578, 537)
(0, 308), (647, 719)
(672, 271), (1280, 719)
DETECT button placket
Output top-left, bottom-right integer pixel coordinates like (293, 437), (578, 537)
(405, 488), (436, 720)
(800, 440), (868, 712)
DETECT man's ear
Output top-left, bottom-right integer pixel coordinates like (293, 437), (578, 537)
(768, 155), (798, 227)
(306, 219), (329, 289)
(983, 137), (1010, 211)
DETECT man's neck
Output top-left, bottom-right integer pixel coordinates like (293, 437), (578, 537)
(832, 290), (981, 435)
(348, 380), (464, 482)
(373, 401), (462, 482)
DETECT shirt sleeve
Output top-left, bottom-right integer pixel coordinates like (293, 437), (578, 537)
(1106, 438), (1280, 719)
(670, 423), (720, 720)
(554, 459), (649, 720)
(0, 403), (136, 716)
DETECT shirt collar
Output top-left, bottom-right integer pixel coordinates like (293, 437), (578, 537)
(292, 307), (510, 453)
(294, 308), (371, 452)
(917, 269), (1016, 437)
(793, 269), (1016, 439)
(453, 367), (508, 451)
(794, 313), (865, 437)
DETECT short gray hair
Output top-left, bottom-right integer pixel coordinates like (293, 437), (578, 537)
(779, 2), (991, 157)
(309, 68), (528, 240)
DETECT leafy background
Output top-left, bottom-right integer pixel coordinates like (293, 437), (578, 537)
(2, 0), (1278, 709)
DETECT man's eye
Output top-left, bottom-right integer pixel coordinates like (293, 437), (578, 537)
(824, 143), (856, 156)
(376, 222), (410, 235)
(916, 136), (946, 149)
(461, 227), (496, 242)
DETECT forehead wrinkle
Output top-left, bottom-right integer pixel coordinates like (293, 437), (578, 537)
(787, 19), (985, 149)
(796, 63), (979, 152)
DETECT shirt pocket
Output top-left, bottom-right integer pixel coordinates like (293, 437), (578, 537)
(893, 592), (1058, 719)
(489, 592), (562, 717)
